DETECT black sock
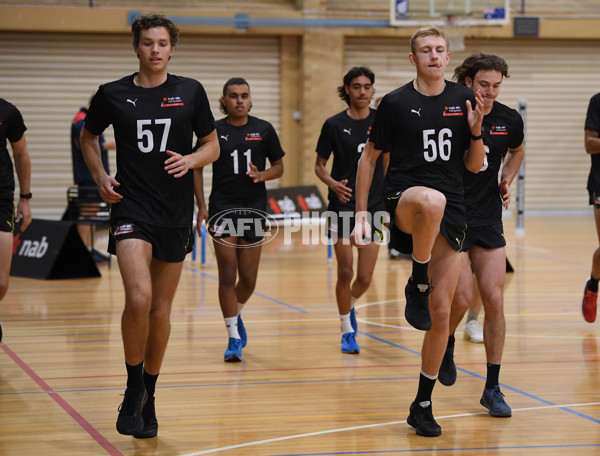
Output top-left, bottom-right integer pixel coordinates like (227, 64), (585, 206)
(448, 333), (455, 349)
(143, 370), (159, 398)
(125, 361), (145, 391)
(588, 276), (599, 293)
(485, 363), (500, 390)
(415, 372), (437, 404)
(411, 257), (430, 285)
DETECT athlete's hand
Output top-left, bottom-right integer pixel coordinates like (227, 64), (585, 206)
(351, 212), (372, 248)
(246, 161), (263, 183)
(15, 198), (32, 231)
(98, 174), (122, 204)
(333, 179), (352, 203)
(196, 205), (208, 237)
(499, 178), (512, 209)
(466, 89), (484, 133)
(165, 150), (191, 178)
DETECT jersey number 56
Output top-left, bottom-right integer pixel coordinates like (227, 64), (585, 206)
(423, 128), (452, 162)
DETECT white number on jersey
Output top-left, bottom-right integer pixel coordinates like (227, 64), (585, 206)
(423, 128), (452, 162)
(137, 118), (172, 153)
(358, 142), (366, 153)
(230, 148), (252, 174)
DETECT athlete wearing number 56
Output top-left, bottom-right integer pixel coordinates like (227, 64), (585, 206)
(352, 26), (484, 437)
(195, 77), (284, 362)
(80, 13), (219, 439)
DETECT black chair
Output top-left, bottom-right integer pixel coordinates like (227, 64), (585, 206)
(66, 185), (111, 266)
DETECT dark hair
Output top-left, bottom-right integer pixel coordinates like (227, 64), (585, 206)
(337, 66), (375, 106)
(131, 13), (179, 47)
(453, 52), (510, 86)
(219, 77), (251, 114)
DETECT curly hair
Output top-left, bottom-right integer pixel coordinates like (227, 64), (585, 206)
(131, 13), (179, 47)
(337, 66), (375, 107)
(219, 77), (251, 115)
(453, 52), (509, 86)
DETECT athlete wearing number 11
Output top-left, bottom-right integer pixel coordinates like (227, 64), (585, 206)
(81, 13), (219, 439)
(195, 77), (284, 362)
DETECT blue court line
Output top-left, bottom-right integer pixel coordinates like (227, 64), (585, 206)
(185, 264), (308, 313)
(268, 444), (600, 456)
(361, 331), (600, 425)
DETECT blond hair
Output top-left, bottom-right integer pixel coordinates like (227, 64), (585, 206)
(410, 26), (448, 54)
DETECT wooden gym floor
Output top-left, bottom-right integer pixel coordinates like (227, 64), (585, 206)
(1, 215), (599, 455)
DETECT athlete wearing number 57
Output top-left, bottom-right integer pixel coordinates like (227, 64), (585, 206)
(195, 77), (284, 362)
(352, 26), (484, 437)
(80, 13), (219, 439)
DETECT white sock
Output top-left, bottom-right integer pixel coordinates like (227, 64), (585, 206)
(419, 401), (431, 408)
(340, 312), (354, 334)
(225, 316), (240, 339)
(237, 302), (245, 315)
(350, 296), (358, 309)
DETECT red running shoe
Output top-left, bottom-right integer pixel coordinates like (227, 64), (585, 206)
(582, 279), (598, 323)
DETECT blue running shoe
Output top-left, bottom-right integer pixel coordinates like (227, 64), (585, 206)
(224, 338), (242, 362)
(350, 308), (358, 335)
(341, 332), (360, 354)
(238, 315), (247, 348)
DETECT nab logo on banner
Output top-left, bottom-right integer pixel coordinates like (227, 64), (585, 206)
(11, 219), (100, 279)
(266, 185), (326, 218)
(13, 232), (49, 258)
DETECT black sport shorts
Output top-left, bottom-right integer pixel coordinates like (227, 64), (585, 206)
(589, 190), (600, 209)
(462, 222), (506, 251)
(108, 219), (194, 263)
(0, 199), (15, 233)
(385, 192), (467, 253)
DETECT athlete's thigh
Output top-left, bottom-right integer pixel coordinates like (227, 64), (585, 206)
(213, 236), (240, 280)
(150, 258), (184, 306)
(0, 232), (13, 282)
(356, 241), (380, 276)
(394, 186), (445, 234)
(333, 238), (354, 271)
(469, 245), (506, 299)
(429, 234), (462, 309)
(236, 239), (262, 279)
(453, 251), (474, 300)
(116, 238), (153, 296)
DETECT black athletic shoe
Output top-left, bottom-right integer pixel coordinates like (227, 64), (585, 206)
(133, 396), (158, 439)
(116, 388), (147, 435)
(407, 401), (442, 437)
(404, 278), (433, 331)
(480, 385), (512, 417)
(438, 342), (457, 386)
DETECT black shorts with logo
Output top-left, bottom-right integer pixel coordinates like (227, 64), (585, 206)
(325, 201), (386, 242)
(108, 219), (194, 263)
(0, 199), (15, 233)
(385, 192), (467, 253)
(589, 190), (600, 209)
(462, 222), (506, 251)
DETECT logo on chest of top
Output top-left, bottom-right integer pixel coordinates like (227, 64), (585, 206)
(443, 105), (464, 117)
(161, 96), (184, 108)
(246, 132), (262, 141)
(490, 125), (508, 135)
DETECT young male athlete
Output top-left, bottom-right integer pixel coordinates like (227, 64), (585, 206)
(314, 66), (385, 354)
(0, 98), (32, 343)
(582, 92), (600, 323)
(437, 53), (525, 419)
(80, 13), (219, 438)
(352, 26), (484, 436)
(195, 77), (284, 362)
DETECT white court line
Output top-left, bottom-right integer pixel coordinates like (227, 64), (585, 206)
(178, 402), (600, 456)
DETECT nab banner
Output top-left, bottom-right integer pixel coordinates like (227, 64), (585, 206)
(11, 219), (100, 279)
(266, 185), (326, 219)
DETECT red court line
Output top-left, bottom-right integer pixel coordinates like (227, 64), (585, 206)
(1, 344), (123, 456)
